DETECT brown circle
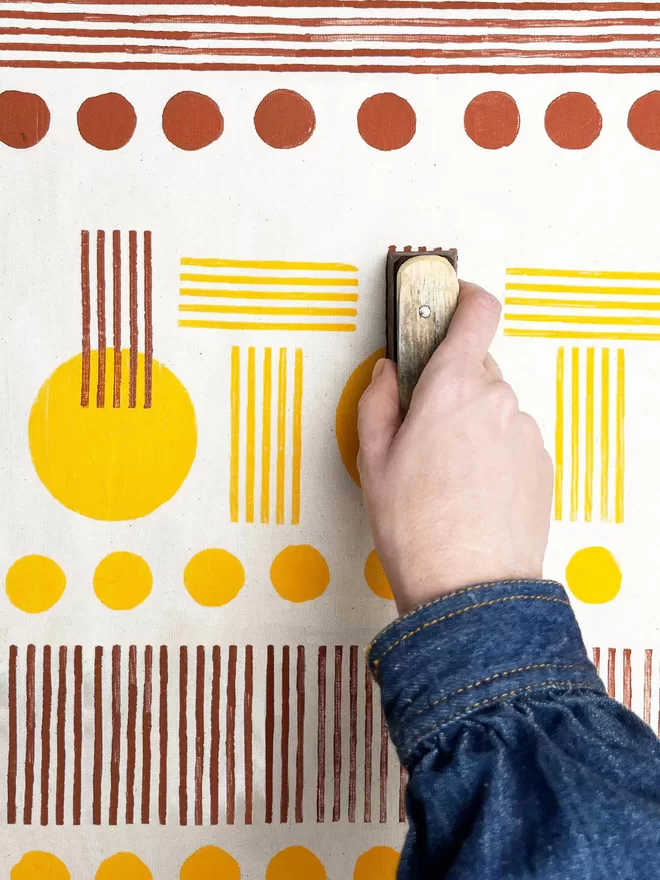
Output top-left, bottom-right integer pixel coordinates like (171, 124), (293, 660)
(0, 91), (50, 149)
(357, 93), (416, 151)
(77, 93), (136, 151)
(254, 89), (315, 149)
(544, 92), (602, 149)
(162, 91), (224, 151)
(464, 91), (520, 150)
(628, 91), (660, 150)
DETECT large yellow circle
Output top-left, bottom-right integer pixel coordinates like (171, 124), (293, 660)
(270, 545), (330, 603)
(11, 851), (70, 880)
(6, 555), (66, 613)
(353, 847), (400, 880)
(364, 549), (394, 600)
(95, 853), (152, 880)
(184, 548), (245, 607)
(336, 348), (385, 487)
(565, 546), (622, 604)
(29, 350), (197, 521)
(94, 551), (153, 610)
(266, 847), (326, 880)
(180, 846), (240, 879)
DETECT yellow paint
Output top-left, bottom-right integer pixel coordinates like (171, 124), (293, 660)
(266, 847), (326, 880)
(585, 348), (594, 522)
(336, 348), (386, 487)
(616, 349), (625, 524)
(506, 313), (660, 326)
(505, 329), (660, 341)
(95, 853), (152, 880)
(6, 555), (65, 614)
(29, 351), (196, 521)
(184, 549), (245, 607)
(246, 347), (256, 524)
(180, 273), (358, 287)
(505, 296), (660, 309)
(180, 846), (240, 880)
(276, 349), (287, 525)
(180, 289), (358, 302)
(270, 545), (329, 603)
(93, 552), (152, 611)
(11, 851), (70, 879)
(507, 268), (660, 280)
(181, 258), (357, 271)
(230, 347), (240, 524)
(364, 550), (394, 601)
(261, 348), (272, 524)
(353, 847), (400, 880)
(179, 321), (355, 332)
(565, 546), (621, 604)
(292, 348), (303, 526)
(179, 304), (357, 317)
(570, 348), (579, 522)
(554, 348), (564, 521)
(601, 349), (610, 521)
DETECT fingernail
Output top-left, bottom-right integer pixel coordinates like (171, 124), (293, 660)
(372, 358), (386, 381)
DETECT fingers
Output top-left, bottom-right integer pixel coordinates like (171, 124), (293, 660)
(484, 352), (503, 379)
(439, 281), (502, 366)
(357, 358), (401, 480)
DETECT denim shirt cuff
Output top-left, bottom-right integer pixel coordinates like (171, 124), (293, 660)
(367, 578), (606, 765)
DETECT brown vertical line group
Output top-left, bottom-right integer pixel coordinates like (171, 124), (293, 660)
(80, 229), (153, 409)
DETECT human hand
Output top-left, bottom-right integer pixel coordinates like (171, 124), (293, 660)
(357, 281), (553, 614)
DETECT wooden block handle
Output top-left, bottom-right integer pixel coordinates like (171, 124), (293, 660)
(396, 254), (460, 414)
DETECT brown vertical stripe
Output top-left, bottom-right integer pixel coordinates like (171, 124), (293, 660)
(644, 649), (653, 726)
(93, 646), (103, 825)
(7, 645), (17, 824)
(348, 646), (358, 823)
(109, 645), (121, 826)
(592, 646), (601, 676)
(226, 645), (237, 825)
(623, 648), (632, 709)
(608, 647), (616, 698)
(159, 646), (168, 826)
(379, 707), (388, 823)
(81, 229), (91, 407)
(364, 664), (372, 823)
(244, 645), (253, 825)
(126, 645), (137, 824)
(141, 645), (153, 825)
(265, 644), (275, 824)
(96, 229), (106, 408)
(280, 646), (290, 823)
(195, 645), (205, 826)
(143, 230), (153, 409)
(112, 229), (122, 408)
(40, 645), (52, 826)
(399, 764), (407, 823)
(179, 646), (188, 826)
(56, 646), (67, 826)
(128, 229), (138, 408)
(295, 645), (305, 824)
(316, 645), (326, 823)
(24, 644), (35, 825)
(332, 645), (343, 822)
(210, 646), (220, 826)
(73, 645), (82, 826)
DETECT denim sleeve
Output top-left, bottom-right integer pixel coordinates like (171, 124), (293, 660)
(368, 579), (660, 879)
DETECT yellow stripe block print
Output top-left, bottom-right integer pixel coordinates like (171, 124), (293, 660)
(276, 349), (287, 526)
(292, 349), (303, 526)
(180, 321), (355, 332)
(261, 348), (272, 525)
(246, 347), (256, 524)
(505, 297), (660, 309)
(230, 346), (240, 524)
(585, 348), (595, 523)
(181, 258), (358, 271)
(179, 304), (357, 317)
(505, 329), (660, 341)
(616, 349), (625, 525)
(555, 347), (564, 522)
(506, 313), (660, 326)
(507, 268), (660, 280)
(180, 289), (358, 302)
(181, 273), (358, 287)
(601, 349), (610, 522)
(506, 284), (660, 296)
(570, 348), (579, 522)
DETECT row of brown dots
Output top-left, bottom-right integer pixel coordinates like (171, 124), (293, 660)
(3, 88), (660, 152)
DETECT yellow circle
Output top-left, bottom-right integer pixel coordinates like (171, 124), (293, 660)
(184, 548), (245, 607)
(353, 847), (400, 880)
(181, 846), (240, 880)
(364, 550), (394, 600)
(95, 853), (152, 880)
(270, 545), (330, 603)
(565, 546), (622, 604)
(11, 851), (70, 880)
(93, 551), (153, 610)
(6, 555), (66, 613)
(266, 847), (326, 880)
(336, 348), (385, 487)
(29, 350), (197, 521)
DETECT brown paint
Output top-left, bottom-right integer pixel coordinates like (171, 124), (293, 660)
(210, 645), (220, 825)
(112, 230), (121, 408)
(226, 646), (237, 825)
(545, 91), (602, 148)
(399, 764), (407, 822)
(179, 646), (188, 825)
(628, 91), (660, 149)
(56, 646), (67, 826)
(162, 91), (224, 151)
(8, 645), (17, 824)
(0, 89), (49, 148)
(332, 645), (342, 822)
(40, 646), (52, 826)
(265, 644), (275, 823)
(158, 645), (168, 825)
(254, 88), (315, 149)
(93, 646), (103, 825)
(592, 646), (601, 676)
(623, 648), (632, 708)
(358, 92), (416, 151)
(126, 645), (137, 824)
(10, 0), (660, 8)
(77, 92), (136, 150)
(81, 230), (91, 407)
(364, 663), (372, 823)
(96, 230), (106, 408)
(195, 646), (205, 826)
(141, 645), (153, 824)
(644, 649), (652, 726)
(73, 645), (82, 825)
(280, 645), (290, 823)
(295, 645), (305, 824)
(317, 645), (326, 823)
(24, 644), (35, 825)
(608, 647), (616, 698)
(464, 91), (519, 148)
(128, 230), (138, 409)
(244, 645), (254, 825)
(379, 707), (388, 823)
(109, 645), (121, 826)
(143, 231), (153, 409)
(348, 646), (358, 823)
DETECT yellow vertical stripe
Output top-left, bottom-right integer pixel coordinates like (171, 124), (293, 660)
(230, 346), (240, 524)
(616, 349), (625, 524)
(585, 347), (595, 522)
(245, 347), (256, 524)
(555, 347), (564, 521)
(570, 348), (579, 521)
(261, 348), (272, 524)
(291, 349), (303, 526)
(276, 348), (287, 525)
(601, 348), (610, 521)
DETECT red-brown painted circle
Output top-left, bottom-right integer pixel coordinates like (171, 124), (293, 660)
(0, 90), (50, 149)
(162, 91), (224, 151)
(628, 92), (660, 150)
(544, 92), (602, 149)
(357, 93), (416, 151)
(77, 93), (137, 151)
(254, 89), (315, 149)
(464, 91), (520, 150)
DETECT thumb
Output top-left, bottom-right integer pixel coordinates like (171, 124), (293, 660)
(357, 358), (401, 482)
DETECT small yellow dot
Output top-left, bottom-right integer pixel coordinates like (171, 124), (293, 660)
(184, 548), (245, 607)
(95, 853), (152, 880)
(93, 552), (152, 610)
(11, 851), (70, 880)
(180, 846), (240, 880)
(270, 545), (329, 603)
(266, 847), (326, 880)
(364, 550), (394, 600)
(336, 348), (386, 487)
(565, 546), (622, 604)
(5, 555), (66, 613)
(353, 847), (400, 880)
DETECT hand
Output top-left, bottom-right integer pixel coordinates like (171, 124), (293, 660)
(357, 281), (553, 614)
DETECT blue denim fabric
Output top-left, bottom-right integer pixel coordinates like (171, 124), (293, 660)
(368, 579), (660, 879)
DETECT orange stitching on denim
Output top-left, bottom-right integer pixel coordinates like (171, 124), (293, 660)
(371, 596), (570, 669)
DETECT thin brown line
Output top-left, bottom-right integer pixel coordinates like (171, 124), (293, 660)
(623, 648), (632, 709)
(24, 644), (35, 825)
(12, 0), (660, 9)
(226, 645), (237, 825)
(144, 230), (153, 409)
(179, 646), (188, 826)
(126, 645), (137, 824)
(55, 646), (67, 826)
(73, 646), (82, 825)
(592, 646), (601, 677)
(265, 645), (275, 824)
(332, 645), (342, 822)
(159, 646), (168, 825)
(40, 646), (52, 826)
(81, 229), (90, 408)
(280, 645), (290, 824)
(244, 645), (253, 825)
(210, 646), (220, 826)
(141, 645), (153, 824)
(644, 649), (652, 726)
(93, 646), (103, 825)
(295, 645), (305, 824)
(317, 646), (326, 823)
(399, 764), (407, 822)
(348, 646), (358, 823)
(379, 707), (388, 823)
(7, 645), (17, 824)
(96, 230), (106, 408)
(607, 648), (616, 699)
(128, 229), (138, 408)
(109, 645), (121, 826)
(112, 229), (121, 408)
(195, 645), (204, 826)
(364, 663), (372, 823)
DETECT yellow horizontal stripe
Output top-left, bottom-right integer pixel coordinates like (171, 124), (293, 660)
(506, 283), (660, 296)
(505, 297), (660, 310)
(181, 258), (358, 271)
(179, 304), (357, 317)
(179, 320), (355, 332)
(507, 268), (660, 281)
(181, 273), (358, 287)
(180, 288), (358, 302)
(505, 313), (660, 326)
(505, 329), (660, 341)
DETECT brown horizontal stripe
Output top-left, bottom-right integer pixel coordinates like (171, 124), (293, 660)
(8, 0), (660, 9)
